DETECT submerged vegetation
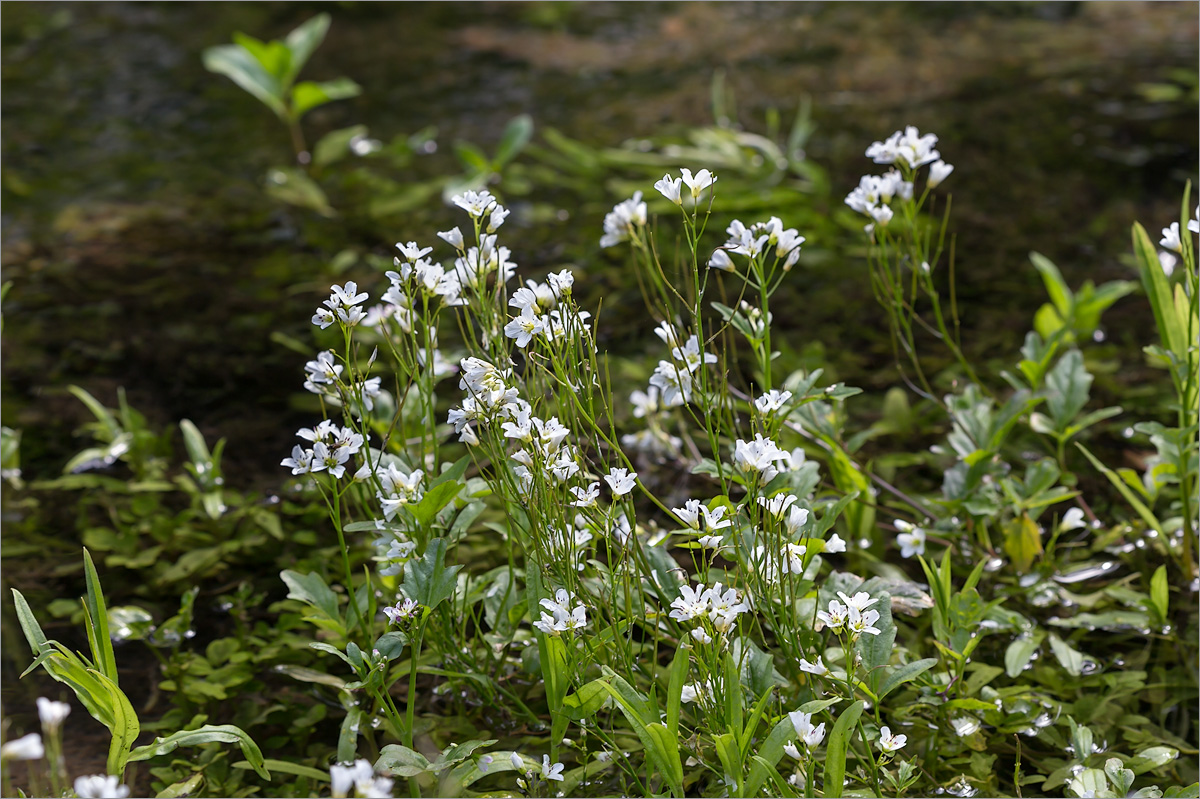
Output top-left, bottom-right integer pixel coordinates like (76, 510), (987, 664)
(2, 6), (1197, 799)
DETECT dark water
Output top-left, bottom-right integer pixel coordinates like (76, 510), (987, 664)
(2, 1), (1197, 487)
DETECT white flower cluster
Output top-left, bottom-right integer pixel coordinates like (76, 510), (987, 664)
(732, 434), (795, 484)
(504, 270), (588, 348)
(786, 710), (827, 751)
(74, 775), (131, 799)
(817, 590), (884, 640)
(646, 323), (716, 408)
(846, 126), (953, 232)
(373, 530), (417, 576)
(313, 281), (370, 329)
(654, 167), (717, 205)
(713, 216), (805, 270)
(844, 170), (914, 227)
(669, 581), (750, 636)
(534, 588), (588, 635)
(673, 499), (732, 536)
(330, 758), (394, 798)
(385, 240), (466, 309)
(382, 597), (420, 624)
(280, 420), (365, 478)
(363, 462), (425, 520)
(600, 191), (648, 248)
(511, 753), (565, 790)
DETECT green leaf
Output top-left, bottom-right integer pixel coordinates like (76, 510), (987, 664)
(280, 570), (343, 631)
(431, 739), (497, 773)
(408, 480), (461, 528)
(291, 78), (361, 118)
(823, 700), (865, 798)
(712, 733), (742, 793)
(562, 679), (609, 722)
(666, 644), (689, 739)
(82, 549), (119, 686)
(493, 114), (534, 167)
(1149, 565), (1169, 625)
(595, 674), (683, 797)
(282, 14), (331, 85)
(313, 124), (369, 167)
(1044, 350), (1092, 430)
(202, 43), (287, 118)
(1031, 252), (1072, 319)
(127, 724), (270, 780)
(93, 669), (139, 777)
(264, 167), (334, 217)
(1132, 222), (1186, 358)
(373, 631), (408, 661)
(1004, 632), (1045, 678)
(1003, 514), (1043, 574)
(154, 772), (204, 798)
(1047, 633), (1085, 677)
(877, 658), (938, 700)
(1127, 746), (1178, 775)
(338, 706), (362, 763)
(233, 759), (329, 782)
(400, 538), (461, 610)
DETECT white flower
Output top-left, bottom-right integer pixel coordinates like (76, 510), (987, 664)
(698, 534), (725, 549)
(816, 599), (848, 632)
(782, 542), (808, 575)
(510, 752), (525, 772)
(395, 241), (433, 262)
(928, 160), (954, 188)
(1, 732), (43, 760)
(487, 204), (510, 232)
(650, 359), (693, 406)
(680, 684), (700, 704)
(951, 716), (981, 737)
(869, 204), (894, 226)
(673, 499), (703, 529)
(798, 656), (829, 676)
(700, 505), (732, 531)
(1160, 222), (1183, 254)
(303, 350), (343, 392)
(847, 605), (883, 638)
(669, 582), (709, 622)
(788, 711), (826, 748)
(541, 755), (565, 782)
(754, 389), (793, 414)
(704, 583), (749, 622)
(36, 698), (70, 730)
(600, 191), (647, 248)
(548, 269), (574, 297)
(708, 249), (736, 271)
(1160, 250), (1177, 277)
(1059, 507), (1087, 532)
(894, 520), (926, 558)
(837, 591), (879, 613)
(783, 742), (803, 760)
(604, 467), (638, 496)
(758, 493), (798, 517)
(690, 628), (713, 644)
(452, 189), (497, 218)
(570, 482), (600, 507)
(671, 335), (717, 373)
(1190, 206), (1199, 234)
(438, 226), (465, 249)
(823, 533), (847, 554)
(503, 308), (545, 348)
(73, 775), (130, 799)
(655, 174), (683, 205)
(877, 726), (907, 753)
(281, 445), (315, 475)
(680, 167), (717, 200)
